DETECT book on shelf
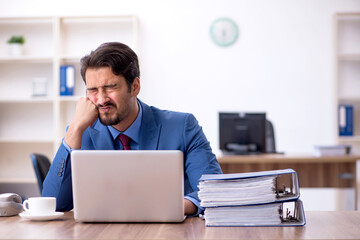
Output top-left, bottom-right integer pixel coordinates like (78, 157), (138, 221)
(60, 65), (75, 96)
(313, 145), (351, 157)
(198, 169), (306, 227)
(338, 104), (353, 136)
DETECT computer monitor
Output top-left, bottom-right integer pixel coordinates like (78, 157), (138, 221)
(219, 112), (266, 154)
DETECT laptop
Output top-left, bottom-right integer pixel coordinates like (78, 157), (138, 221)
(71, 150), (185, 223)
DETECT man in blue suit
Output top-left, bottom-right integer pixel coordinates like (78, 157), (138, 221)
(42, 42), (222, 216)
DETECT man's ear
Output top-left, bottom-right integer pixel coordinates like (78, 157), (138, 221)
(132, 77), (141, 96)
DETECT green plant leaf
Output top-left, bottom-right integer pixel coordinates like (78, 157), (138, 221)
(7, 35), (25, 44)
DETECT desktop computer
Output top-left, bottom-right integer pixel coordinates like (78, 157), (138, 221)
(219, 112), (266, 155)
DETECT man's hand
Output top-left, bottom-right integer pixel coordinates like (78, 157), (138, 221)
(64, 97), (98, 149)
(184, 199), (197, 216)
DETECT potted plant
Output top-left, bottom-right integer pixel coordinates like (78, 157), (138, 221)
(7, 35), (25, 56)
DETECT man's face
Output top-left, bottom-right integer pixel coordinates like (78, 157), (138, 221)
(85, 67), (140, 129)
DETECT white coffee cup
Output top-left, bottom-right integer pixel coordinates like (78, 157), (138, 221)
(23, 197), (56, 215)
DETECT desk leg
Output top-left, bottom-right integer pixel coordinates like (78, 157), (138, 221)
(356, 160), (360, 210)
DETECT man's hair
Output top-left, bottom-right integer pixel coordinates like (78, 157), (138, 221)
(80, 42), (140, 91)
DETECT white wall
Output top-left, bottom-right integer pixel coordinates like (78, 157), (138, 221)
(1, 0), (360, 154)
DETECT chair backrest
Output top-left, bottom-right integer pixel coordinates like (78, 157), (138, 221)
(30, 153), (51, 194)
(265, 120), (276, 153)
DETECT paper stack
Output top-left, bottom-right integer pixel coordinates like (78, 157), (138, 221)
(313, 145), (351, 157)
(198, 169), (306, 226)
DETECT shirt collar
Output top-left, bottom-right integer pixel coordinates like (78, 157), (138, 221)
(107, 100), (142, 144)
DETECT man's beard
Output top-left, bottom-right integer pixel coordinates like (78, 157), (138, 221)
(99, 112), (121, 126)
(97, 103), (124, 126)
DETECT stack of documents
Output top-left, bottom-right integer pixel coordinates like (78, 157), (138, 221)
(313, 145), (351, 157)
(199, 175), (277, 207)
(198, 169), (306, 227)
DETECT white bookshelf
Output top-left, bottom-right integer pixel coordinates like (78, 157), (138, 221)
(0, 16), (138, 184)
(335, 13), (360, 153)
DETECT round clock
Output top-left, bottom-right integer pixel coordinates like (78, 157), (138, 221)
(210, 18), (239, 47)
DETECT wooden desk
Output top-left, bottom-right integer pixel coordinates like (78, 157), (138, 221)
(218, 154), (360, 209)
(218, 154), (360, 164)
(217, 154), (359, 187)
(1, 211), (360, 239)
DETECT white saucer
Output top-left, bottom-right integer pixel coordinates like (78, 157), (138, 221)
(19, 211), (64, 221)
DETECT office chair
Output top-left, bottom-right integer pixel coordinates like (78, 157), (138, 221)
(30, 153), (51, 194)
(265, 120), (276, 153)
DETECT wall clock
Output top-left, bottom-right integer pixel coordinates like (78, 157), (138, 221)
(210, 18), (239, 47)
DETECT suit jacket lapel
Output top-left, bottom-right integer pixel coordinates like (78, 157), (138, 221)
(138, 100), (161, 150)
(88, 120), (115, 150)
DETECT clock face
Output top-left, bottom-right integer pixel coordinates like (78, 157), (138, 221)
(210, 18), (239, 47)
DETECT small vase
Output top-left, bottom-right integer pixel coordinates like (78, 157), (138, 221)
(9, 43), (23, 56)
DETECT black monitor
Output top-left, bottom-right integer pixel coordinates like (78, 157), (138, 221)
(219, 112), (266, 155)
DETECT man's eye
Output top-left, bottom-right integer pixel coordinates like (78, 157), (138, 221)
(105, 85), (117, 91)
(105, 87), (115, 92)
(87, 89), (97, 94)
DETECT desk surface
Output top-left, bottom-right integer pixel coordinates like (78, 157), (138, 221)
(1, 211), (360, 239)
(217, 153), (360, 163)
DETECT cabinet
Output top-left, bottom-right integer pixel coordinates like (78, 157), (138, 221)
(335, 13), (360, 154)
(0, 16), (138, 184)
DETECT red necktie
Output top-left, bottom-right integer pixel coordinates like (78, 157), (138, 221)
(119, 134), (131, 150)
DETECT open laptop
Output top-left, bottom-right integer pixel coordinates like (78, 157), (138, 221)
(71, 150), (185, 223)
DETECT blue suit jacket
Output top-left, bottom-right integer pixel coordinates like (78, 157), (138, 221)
(42, 100), (222, 211)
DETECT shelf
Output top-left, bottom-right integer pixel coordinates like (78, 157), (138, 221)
(337, 13), (360, 21)
(0, 17), (53, 25)
(59, 96), (82, 102)
(338, 97), (360, 103)
(0, 138), (54, 143)
(338, 136), (360, 142)
(335, 13), (360, 154)
(61, 16), (136, 24)
(59, 16), (137, 57)
(338, 54), (360, 61)
(0, 97), (54, 103)
(0, 178), (37, 184)
(0, 15), (138, 188)
(60, 55), (82, 62)
(0, 56), (53, 63)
